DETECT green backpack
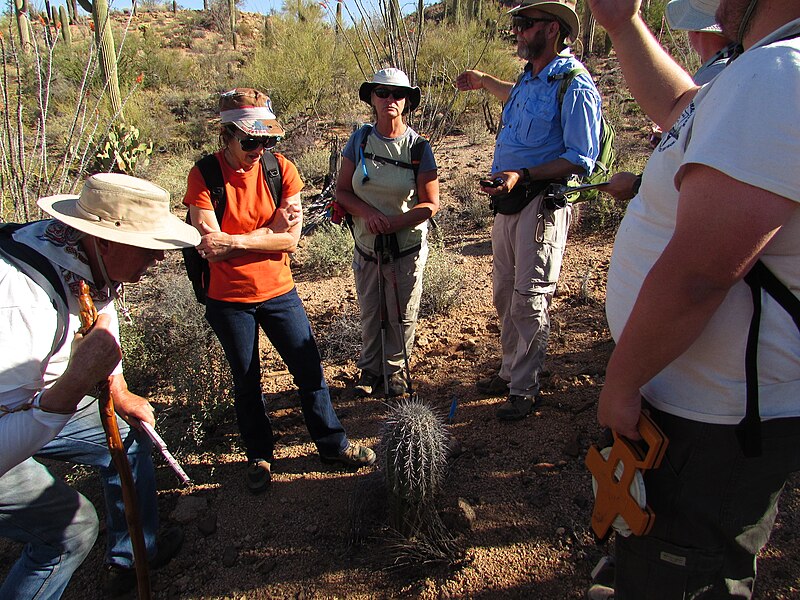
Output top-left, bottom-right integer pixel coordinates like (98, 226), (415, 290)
(550, 67), (616, 200)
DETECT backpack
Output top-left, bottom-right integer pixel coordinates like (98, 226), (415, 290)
(549, 67), (616, 200)
(0, 222), (70, 359)
(182, 152), (283, 304)
(332, 124), (430, 225)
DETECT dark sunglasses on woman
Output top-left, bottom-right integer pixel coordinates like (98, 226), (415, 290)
(228, 126), (279, 151)
(373, 87), (408, 100)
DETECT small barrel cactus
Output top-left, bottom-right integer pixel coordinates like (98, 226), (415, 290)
(381, 397), (448, 536)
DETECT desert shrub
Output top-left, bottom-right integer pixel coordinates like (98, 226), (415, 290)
(461, 114), (491, 146)
(317, 305), (362, 364)
(420, 241), (464, 317)
(295, 222), (354, 277)
(119, 272), (234, 446)
(450, 172), (492, 230)
(245, 3), (361, 123)
(293, 145), (331, 185)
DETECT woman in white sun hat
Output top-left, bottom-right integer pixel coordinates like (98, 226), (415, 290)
(335, 68), (440, 399)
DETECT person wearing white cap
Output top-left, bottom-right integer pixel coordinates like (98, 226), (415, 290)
(183, 88), (376, 496)
(601, 0), (736, 203)
(455, 0), (602, 421)
(335, 68), (439, 399)
(0, 173), (198, 598)
(584, 0), (800, 596)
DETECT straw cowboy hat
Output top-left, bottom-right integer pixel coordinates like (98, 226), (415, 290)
(507, 0), (581, 43)
(665, 0), (722, 33)
(38, 173), (200, 250)
(359, 68), (422, 112)
(218, 87), (286, 138)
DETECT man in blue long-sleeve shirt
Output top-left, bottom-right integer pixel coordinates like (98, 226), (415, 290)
(457, 0), (602, 420)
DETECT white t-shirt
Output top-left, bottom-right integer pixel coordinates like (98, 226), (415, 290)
(0, 221), (122, 475)
(606, 20), (800, 424)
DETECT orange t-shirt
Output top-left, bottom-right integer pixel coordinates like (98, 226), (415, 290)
(183, 151), (304, 303)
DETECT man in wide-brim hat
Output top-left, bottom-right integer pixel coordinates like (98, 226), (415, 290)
(455, 0), (603, 421)
(0, 172), (198, 598)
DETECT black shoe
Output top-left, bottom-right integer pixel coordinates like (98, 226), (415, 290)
(246, 458), (272, 494)
(354, 371), (381, 397)
(476, 374), (510, 396)
(103, 526), (184, 597)
(386, 372), (407, 398)
(496, 394), (537, 421)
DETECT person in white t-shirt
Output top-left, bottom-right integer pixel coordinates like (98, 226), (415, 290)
(0, 173), (199, 598)
(585, 0), (800, 597)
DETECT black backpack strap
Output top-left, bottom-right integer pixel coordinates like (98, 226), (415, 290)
(194, 154), (227, 224)
(410, 136), (431, 180)
(260, 151), (283, 208)
(737, 260), (800, 457)
(0, 222), (70, 358)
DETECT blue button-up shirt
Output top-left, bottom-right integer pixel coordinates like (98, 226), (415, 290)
(492, 53), (602, 176)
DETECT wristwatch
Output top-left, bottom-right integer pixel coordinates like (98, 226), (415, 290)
(520, 167), (531, 185)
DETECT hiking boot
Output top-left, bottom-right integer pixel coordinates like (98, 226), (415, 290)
(586, 556), (615, 599)
(246, 458), (272, 494)
(354, 371), (380, 397)
(103, 526), (184, 597)
(320, 442), (376, 469)
(386, 372), (407, 398)
(476, 374), (510, 396)
(496, 394), (537, 421)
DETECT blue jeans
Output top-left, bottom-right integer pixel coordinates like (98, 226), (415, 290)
(0, 396), (158, 599)
(205, 287), (347, 461)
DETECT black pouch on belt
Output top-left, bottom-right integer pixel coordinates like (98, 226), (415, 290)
(490, 179), (552, 215)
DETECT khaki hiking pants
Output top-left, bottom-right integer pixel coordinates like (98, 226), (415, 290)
(353, 242), (428, 378)
(491, 194), (571, 397)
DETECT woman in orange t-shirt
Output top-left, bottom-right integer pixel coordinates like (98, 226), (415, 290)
(183, 88), (375, 494)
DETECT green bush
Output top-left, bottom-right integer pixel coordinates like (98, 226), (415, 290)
(420, 241), (464, 317)
(245, 3), (362, 123)
(120, 272), (234, 447)
(295, 222), (354, 277)
(293, 145), (332, 185)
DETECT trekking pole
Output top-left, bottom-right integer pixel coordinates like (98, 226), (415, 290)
(375, 234), (390, 396)
(386, 233), (414, 399)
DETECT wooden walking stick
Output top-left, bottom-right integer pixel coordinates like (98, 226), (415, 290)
(77, 280), (152, 600)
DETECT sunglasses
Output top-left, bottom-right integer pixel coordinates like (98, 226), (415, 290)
(511, 15), (555, 32)
(228, 126), (279, 151)
(373, 87), (408, 100)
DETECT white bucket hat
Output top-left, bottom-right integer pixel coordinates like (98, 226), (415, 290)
(359, 68), (422, 111)
(665, 0), (722, 33)
(38, 173), (200, 250)
(507, 0), (580, 44)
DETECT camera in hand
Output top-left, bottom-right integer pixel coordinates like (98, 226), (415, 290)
(480, 177), (503, 188)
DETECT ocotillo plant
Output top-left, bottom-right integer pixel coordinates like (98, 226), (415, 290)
(381, 397), (448, 536)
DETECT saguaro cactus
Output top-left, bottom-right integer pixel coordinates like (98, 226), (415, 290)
(14, 0), (31, 53)
(78, 0), (123, 120)
(59, 6), (72, 45)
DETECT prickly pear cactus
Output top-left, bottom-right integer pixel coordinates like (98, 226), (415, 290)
(93, 123), (153, 174)
(381, 397), (448, 535)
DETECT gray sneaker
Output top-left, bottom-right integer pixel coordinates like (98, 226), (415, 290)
(496, 394), (537, 421)
(386, 372), (408, 398)
(320, 442), (376, 469)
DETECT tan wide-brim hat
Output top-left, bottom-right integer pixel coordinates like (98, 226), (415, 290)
(507, 0), (580, 43)
(218, 87), (286, 138)
(359, 68), (422, 112)
(38, 173), (201, 250)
